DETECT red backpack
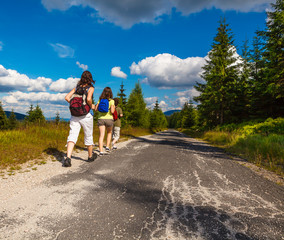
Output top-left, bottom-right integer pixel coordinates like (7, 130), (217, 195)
(69, 86), (91, 117)
(113, 109), (118, 121)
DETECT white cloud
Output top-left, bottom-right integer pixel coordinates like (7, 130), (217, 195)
(159, 100), (168, 112)
(49, 43), (74, 58)
(164, 95), (169, 100)
(0, 65), (52, 92)
(111, 66), (127, 79)
(144, 96), (158, 105)
(49, 77), (79, 93)
(0, 41), (3, 51)
(175, 88), (200, 98)
(76, 61), (88, 71)
(2, 91), (66, 104)
(41, 0), (273, 28)
(130, 53), (205, 89)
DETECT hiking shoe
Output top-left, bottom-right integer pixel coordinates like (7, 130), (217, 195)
(113, 145), (117, 150)
(99, 152), (104, 156)
(87, 152), (97, 162)
(105, 147), (110, 152)
(62, 157), (71, 167)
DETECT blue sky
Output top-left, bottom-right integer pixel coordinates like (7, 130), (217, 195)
(0, 0), (274, 118)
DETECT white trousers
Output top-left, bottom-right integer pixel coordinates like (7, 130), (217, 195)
(67, 113), (94, 146)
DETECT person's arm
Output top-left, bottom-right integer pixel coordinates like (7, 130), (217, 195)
(87, 87), (94, 107)
(65, 88), (76, 103)
(94, 103), (99, 111)
(110, 101), (115, 114)
(119, 108), (123, 118)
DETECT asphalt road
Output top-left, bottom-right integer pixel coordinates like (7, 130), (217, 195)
(1, 130), (284, 240)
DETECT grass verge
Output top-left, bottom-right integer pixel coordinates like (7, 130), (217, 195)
(180, 118), (284, 176)
(0, 122), (153, 170)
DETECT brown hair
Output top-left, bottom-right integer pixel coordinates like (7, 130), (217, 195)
(99, 87), (113, 100)
(77, 71), (95, 87)
(113, 98), (119, 106)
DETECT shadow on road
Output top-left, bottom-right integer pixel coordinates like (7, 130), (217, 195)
(127, 130), (238, 162)
(89, 174), (253, 240)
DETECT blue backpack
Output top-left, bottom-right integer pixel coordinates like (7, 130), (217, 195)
(98, 99), (109, 113)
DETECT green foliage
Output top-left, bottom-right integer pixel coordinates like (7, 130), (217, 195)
(25, 104), (46, 124)
(185, 118), (284, 175)
(126, 82), (150, 128)
(117, 81), (128, 127)
(55, 112), (60, 125)
(194, 18), (240, 126)
(217, 118), (284, 136)
(8, 109), (18, 129)
(150, 100), (168, 131)
(0, 101), (8, 130)
(168, 102), (197, 129)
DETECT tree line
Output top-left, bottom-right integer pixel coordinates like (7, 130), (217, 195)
(169, 0), (283, 129)
(0, 81), (168, 131)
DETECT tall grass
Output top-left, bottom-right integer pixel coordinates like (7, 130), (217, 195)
(181, 118), (284, 175)
(0, 122), (153, 170)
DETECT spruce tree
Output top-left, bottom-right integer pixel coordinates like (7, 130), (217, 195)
(117, 81), (127, 107)
(237, 39), (252, 120)
(0, 101), (8, 130)
(126, 82), (149, 128)
(180, 101), (196, 128)
(249, 32), (267, 118)
(262, 0), (284, 117)
(33, 104), (45, 123)
(194, 18), (239, 126)
(25, 104), (45, 123)
(150, 100), (168, 131)
(8, 109), (17, 129)
(55, 112), (60, 125)
(117, 81), (128, 127)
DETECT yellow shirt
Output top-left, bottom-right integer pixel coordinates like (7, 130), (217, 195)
(97, 99), (115, 119)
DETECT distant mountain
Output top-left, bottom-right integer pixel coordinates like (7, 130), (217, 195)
(46, 117), (69, 122)
(163, 110), (181, 116)
(4, 111), (26, 120)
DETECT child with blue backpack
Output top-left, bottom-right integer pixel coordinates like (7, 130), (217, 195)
(94, 87), (115, 156)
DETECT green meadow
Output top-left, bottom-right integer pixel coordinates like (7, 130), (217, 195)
(181, 118), (284, 176)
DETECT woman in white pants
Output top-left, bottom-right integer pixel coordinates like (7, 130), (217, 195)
(64, 71), (96, 167)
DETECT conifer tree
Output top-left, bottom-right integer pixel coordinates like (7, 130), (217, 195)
(117, 81), (127, 107)
(261, 0), (284, 117)
(34, 104), (45, 123)
(194, 18), (239, 126)
(237, 39), (252, 120)
(126, 82), (149, 128)
(150, 100), (168, 130)
(8, 109), (17, 129)
(55, 112), (60, 125)
(0, 101), (8, 130)
(25, 104), (45, 123)
(117, 81), (128, 127)
(249, 32), (267, 118)
(180, 101), (196, 128)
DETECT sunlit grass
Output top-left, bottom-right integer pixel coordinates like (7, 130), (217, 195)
(181, 126), (284, 176)
(0, 122), (153, 170)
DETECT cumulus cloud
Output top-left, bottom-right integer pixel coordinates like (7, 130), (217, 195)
(41, 0), (273, 28)
(0, 65), (52, 92)
(2, 91), (66, 105)
(111, 66), (127, 79)
(144, 96), (158, 105)
(145, 97), (169, 111)
(49, 43), (75, 58)
(49, 77), (79, 93)
(76, 61), (88, 71)
(0, 41), (3, 51)
(175, 88), (200, 98)
(130, 53), (205, 89)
